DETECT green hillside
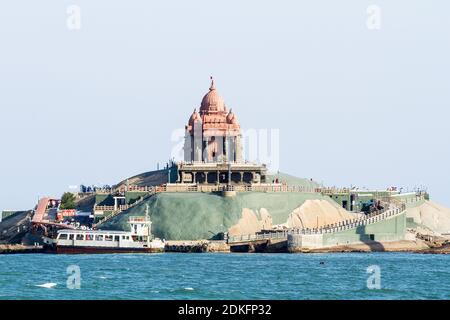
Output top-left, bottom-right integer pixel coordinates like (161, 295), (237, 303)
(99, 191), (332, 240)
(266, 172), (321, 188)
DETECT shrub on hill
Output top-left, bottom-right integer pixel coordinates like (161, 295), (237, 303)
(60, 192), (76, 210)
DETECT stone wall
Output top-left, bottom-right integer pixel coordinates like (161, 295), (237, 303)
(288, 212), (406, 251)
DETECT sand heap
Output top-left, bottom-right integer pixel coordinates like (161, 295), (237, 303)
(286, 199), (358, 229)
(407, 200), (450, 235)
(228, 208), (272, 236)
(228, 200), (358, 236)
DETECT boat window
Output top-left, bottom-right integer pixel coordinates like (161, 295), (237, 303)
(76, 234), (84, 241)
(59, 234), (68, 240)
(95, 235), (103, 241)
(114, 236), (120, 242)
(105, 235), (113, 241)
(85, 234), (94, 241)
(69, 234), (74, 240)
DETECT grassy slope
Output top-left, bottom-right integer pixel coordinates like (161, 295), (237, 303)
(100, 191), (331, 240)
(97, 170), (332, 240)
(266, 172), (320, 188)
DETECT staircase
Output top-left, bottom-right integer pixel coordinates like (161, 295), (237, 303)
(228, 198), (406, 244)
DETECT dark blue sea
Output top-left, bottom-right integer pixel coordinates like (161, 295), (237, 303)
(0, 253), (449, 300)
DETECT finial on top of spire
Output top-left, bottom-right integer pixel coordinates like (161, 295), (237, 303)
(209, 76), (215, 91)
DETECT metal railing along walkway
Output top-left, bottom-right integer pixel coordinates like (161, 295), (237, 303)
(227, 201), (406, 244)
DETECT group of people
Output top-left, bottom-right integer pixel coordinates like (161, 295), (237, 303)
(79, 185), (113, 193)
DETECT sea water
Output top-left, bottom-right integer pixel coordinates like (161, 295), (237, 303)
(0, 253), (449, 300)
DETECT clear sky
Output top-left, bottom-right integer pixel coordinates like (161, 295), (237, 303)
(0, 1), (449, 210)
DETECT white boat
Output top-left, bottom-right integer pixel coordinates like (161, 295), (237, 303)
(50, 206), (165, 254)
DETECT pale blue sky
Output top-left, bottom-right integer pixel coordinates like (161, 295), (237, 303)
(0, 1), (449, 210)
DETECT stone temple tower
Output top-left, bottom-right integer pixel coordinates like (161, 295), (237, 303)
(184, 78), (243, 163)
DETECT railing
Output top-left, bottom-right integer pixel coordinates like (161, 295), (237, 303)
(178, 160), (265, 167)
(94, 206), (116, 212)
(122, 184), (320, 194)
(95, 184), (428, 199)
(94, 204), (131, 212)
(94, 189), (114, 194)
(94, 183), (325, 197)
(318, 188), (352, 195)
(116, 185), (156, 193)
(392, 193), (426, 204)
(93, 191), (156, 228)
(111, 184), (425, 196)
(227, 200), (406, 244)
(128, 216), (149, 223)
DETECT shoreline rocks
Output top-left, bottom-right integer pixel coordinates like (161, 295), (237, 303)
(0, 244), (44, 254)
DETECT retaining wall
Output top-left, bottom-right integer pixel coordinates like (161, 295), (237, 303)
(288, 211), (406, 251)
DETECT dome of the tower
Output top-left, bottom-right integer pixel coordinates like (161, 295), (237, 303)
(226, 109), (239, 125)
(200, 78), (226, 113)
(188, 108), (201, 125)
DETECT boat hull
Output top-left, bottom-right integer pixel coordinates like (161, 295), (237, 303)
(55, 246), (164, 254)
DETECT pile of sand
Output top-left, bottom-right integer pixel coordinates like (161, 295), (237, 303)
(228, 208), (272, 236)
(228, 200), (358, 236)
(407, 200), (450, 235)
(286, 199), (358, 229)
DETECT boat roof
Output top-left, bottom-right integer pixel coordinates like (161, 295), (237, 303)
(57, 229), (130, 235)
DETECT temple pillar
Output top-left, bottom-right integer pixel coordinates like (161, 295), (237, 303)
(235, 135), (243, 163)
(184, 131), (192, 162)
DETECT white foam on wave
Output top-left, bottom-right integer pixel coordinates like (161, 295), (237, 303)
(36, 283), (57, 289)
(184, 287), (194, 291)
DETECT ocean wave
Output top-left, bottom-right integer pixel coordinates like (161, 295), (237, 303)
(35, 283), (57, 289)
